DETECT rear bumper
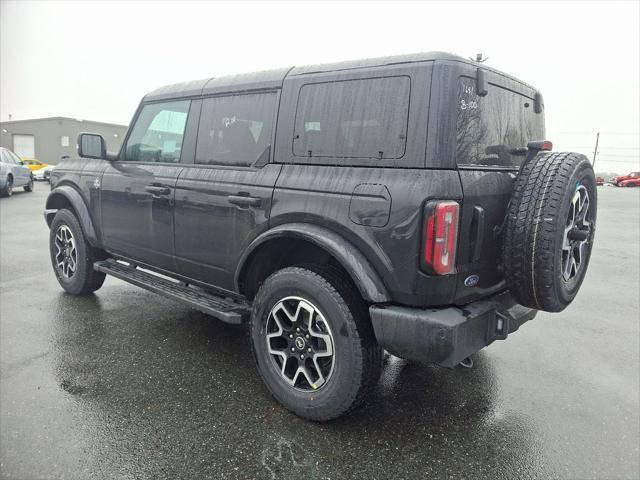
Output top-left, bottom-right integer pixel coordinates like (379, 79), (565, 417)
(369, 291), (537, 368)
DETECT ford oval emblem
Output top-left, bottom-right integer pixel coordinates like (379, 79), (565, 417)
(464, 275), (479, 287)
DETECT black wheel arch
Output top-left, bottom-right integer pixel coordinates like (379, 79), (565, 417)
(45, 185), (101, 248)
(236, 223), (390, 304)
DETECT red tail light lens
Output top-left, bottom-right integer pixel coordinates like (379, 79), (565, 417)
(540, 140), (553, 151)
(527, 140), (553, 151)
(422, 200), (460, 275)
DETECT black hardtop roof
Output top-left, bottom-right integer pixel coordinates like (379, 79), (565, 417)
(143, 51), (534, 102)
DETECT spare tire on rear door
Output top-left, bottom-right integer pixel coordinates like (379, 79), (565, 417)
(503, 152), (597, 312)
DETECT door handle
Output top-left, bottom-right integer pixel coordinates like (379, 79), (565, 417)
(228, 195), (261, 207)
(471, 205), (485, 262)
(145, 185), (170, 196)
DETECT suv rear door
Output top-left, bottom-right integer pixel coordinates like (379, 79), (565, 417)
(454, 71), (545, 304)
(100, 99), (195, 271)
(172, 91), (280, 293)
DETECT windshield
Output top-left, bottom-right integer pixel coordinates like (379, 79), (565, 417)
(456, 76), (545, 168)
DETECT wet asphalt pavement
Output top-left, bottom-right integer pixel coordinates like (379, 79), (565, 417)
(0, 184), (638, 480)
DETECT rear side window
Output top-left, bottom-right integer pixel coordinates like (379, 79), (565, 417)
(293, 76), (410, 159)
(196, 92), (276, 167)
(125, 100), (191, 163)
(456, 77), (544, 168)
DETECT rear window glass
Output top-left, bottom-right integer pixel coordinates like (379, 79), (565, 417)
(456, 77), (544, 168)
(293, 76), (410, 159)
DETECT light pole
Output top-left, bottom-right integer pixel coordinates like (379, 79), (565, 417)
(592, 132), (600, 169)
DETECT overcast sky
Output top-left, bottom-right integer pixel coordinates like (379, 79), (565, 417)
(1, 0), (638, 172)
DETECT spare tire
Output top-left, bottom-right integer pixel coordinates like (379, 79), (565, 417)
(504, 152), (597, 312)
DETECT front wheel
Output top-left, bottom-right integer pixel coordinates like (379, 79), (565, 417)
(250, 266), (383, 421)
(24, 177), (34, 192)
(49, 209), (106, 295)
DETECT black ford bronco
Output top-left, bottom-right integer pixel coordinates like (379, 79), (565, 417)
(45, 52), (597, 421)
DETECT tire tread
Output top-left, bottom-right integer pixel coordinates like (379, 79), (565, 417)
(251, 266), (382, 421)
(503, 152), (596, 311)
(50, 209), (106, 295)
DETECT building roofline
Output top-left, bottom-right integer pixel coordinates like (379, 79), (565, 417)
(0, 116), (127, 128)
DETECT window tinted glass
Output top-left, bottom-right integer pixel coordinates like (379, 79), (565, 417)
(293, 77), (410, 159)
(0, 150), (8, 164)
(456, 77), (544, 168)
(125, 100), (191, 163)
(196, 93), (276, 167)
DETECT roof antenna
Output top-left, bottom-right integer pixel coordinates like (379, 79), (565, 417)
(470, 53), (489, 63)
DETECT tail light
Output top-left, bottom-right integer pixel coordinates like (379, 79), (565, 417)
(422, 200), (460, 275)
(527, 140), (553, 151)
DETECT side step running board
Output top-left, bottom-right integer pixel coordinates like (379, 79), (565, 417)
(94, 259), (249, 324)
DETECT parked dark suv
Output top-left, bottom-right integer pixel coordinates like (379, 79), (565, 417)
(45, 52), (597, 420)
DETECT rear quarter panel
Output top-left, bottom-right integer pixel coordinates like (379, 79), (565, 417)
(271, 165), (463, 306)
(272, 60), (464, 307)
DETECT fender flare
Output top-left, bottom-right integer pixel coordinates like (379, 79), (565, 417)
(44, 185), (100, 247)
(235, 223), (390, 303)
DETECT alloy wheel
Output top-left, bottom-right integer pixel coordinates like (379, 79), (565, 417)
(54, 225), (78, 279)
(562, 185), (591, 282)
(265, 296), (335, 391)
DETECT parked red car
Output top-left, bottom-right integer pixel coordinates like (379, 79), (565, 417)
(596, 176), (605, 186)
(619, 178), (640, 187)
(612, 171), (640, 186)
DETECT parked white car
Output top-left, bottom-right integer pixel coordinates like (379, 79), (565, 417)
(33, 164), (56, 181)
(0, 147), (34, 197)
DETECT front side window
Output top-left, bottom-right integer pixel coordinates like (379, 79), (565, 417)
(125, 100), (191, 163)
(293, 76), (410, 159)
(456, 77), (544, 168)
(195, 92), (276, 167)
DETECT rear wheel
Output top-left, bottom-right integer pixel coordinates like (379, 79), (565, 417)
(504, 152), (597, 312)
(24, 177), (34, 192)
(49, 209), (106, 295)
(250, 266), (383, 421)
(1, 176), (13, 197)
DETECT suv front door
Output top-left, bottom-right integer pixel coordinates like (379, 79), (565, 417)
(100, 99), (195, 272)
(173, 91), (280, 292)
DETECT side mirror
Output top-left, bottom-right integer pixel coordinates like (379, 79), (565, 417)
(78, 133), (107, 159)
(534, 92), (544, 113)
